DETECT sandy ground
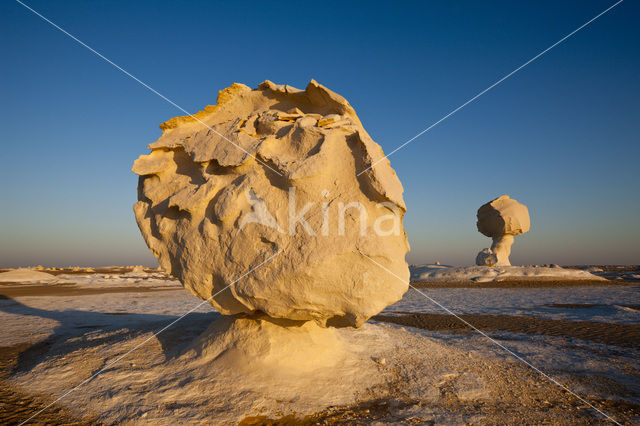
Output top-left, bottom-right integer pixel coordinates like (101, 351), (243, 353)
(0, 343), (95, 425)
(373, 313), (640, 349)
(0, 267), (639, 424)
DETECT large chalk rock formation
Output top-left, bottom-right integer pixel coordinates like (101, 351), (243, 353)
(133, 80), (409, 327)
(475, 195), (530, 266)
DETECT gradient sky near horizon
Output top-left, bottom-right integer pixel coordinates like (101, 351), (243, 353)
(1, 0), (638, 267)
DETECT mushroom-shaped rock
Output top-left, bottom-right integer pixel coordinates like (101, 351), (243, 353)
(132, 80), (410, 328)
(475, 195), (530, 266)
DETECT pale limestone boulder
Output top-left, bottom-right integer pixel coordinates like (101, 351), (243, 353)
(475, 248), (498, 267)
(132, 80), (409, 327)
(475, 195), (530, 266)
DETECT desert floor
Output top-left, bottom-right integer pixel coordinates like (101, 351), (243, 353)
(0, 266), (638, 425)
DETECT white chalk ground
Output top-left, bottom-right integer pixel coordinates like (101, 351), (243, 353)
(410, 264), (605, 282)
(388, 285), (640, 324)
(0, 269), (638, 423)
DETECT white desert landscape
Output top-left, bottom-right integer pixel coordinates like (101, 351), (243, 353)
(3, 1), (640, 424)
(1, 264), (638, 424)
(1, 80), (639, 425)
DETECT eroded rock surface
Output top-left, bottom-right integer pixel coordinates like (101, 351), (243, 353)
(133, 80), (409, 327)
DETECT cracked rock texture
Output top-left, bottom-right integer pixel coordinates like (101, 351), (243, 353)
(133, 80), (409, 327)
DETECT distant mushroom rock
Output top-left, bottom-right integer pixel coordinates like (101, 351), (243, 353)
(132, 80), (409, 327)
(475, 195), (530, 266)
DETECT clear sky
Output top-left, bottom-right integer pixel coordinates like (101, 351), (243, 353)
(1, 0), (638, 267)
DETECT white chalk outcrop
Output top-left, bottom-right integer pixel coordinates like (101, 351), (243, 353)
(0, 268), (56, 283)
(475, 195), (530, 266)
(133, 80), (409, 327)
(411, 264), (605, 283)
(189, 315), (358, 375)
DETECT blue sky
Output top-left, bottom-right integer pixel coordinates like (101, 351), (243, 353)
(1, 0), (638, 267)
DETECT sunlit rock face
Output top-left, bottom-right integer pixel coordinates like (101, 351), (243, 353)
(132, 80), (409, 327)
(475, 195), (530, 266)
